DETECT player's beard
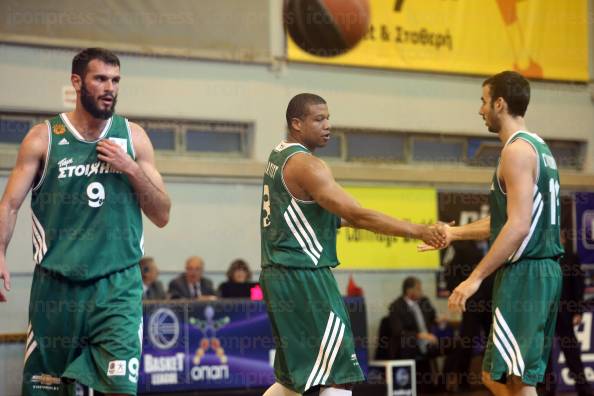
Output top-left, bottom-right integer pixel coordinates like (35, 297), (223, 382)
(486, 106), (501, 134)
(80, 82), (117, 120)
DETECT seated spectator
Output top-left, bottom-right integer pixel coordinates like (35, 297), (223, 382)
(218, 259), (257, 298)
(140, 257), (166, 300)
(389, 276), (450, 391)
(389, 276), (440, 359)
(168, 256), (216, 300)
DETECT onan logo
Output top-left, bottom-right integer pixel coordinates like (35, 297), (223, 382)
(148, 308), (180, 350)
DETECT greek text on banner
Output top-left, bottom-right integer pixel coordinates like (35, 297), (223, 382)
(337, 186), (439, 270)
(287, 0), (589, 81)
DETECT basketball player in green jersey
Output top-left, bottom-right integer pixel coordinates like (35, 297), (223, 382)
(0, 48), (171, 395)
(260, 93), (446, 396)
(419, 71), (563, 396)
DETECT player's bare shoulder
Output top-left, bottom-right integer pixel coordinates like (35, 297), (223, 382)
(501, 138), (536, 168)
(127, 121), (150, 144)
(22, 122), (50, 158)
(284, 151), (329, 180)
(127, 121), (154, 159)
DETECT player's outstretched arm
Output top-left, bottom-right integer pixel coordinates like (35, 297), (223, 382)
(0, 124), (47, 293)
(448, 140), (535, 312)
(417, 216), (491, 252)
(292, 154), (445, 247)
(96, 122), (171, 227)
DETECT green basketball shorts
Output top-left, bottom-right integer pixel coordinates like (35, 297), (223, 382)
(22, 264), (143, 396)
(482, 258), (562, 386)
(259, 265), (364, 393)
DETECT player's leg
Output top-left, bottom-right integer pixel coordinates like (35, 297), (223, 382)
(487, 259), (562, 392)
(319, 383), (353, 395)
(259, 266), (363, 394)
(22, 267), (84, 396)
(63, 264), (143, 395)
(481, 371), (511, 396)
(263, 382), (302, 396)
(508, 375), (537, 396)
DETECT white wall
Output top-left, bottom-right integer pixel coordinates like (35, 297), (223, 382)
(0, 44), (593, 169)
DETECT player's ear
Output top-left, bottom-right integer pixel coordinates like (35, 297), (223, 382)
(71, 74), (82, 93)
(290, 117), (302, 133)
(494, 97), (506, 113)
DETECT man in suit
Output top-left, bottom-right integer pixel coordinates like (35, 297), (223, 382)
(389, 276), (440, 359)
(389, 277), (447, 391)
(168, 256), (216, 300)
(140, 257), (166, 300)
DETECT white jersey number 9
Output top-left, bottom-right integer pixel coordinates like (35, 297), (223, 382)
(87, 182), (105, 208)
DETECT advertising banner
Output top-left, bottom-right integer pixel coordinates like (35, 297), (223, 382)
(337, 186), (439, 270)
(288, 0), (589, 81)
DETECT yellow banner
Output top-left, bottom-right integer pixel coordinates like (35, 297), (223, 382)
(337, 186), (439, 270)
(287, 0), (589, 81)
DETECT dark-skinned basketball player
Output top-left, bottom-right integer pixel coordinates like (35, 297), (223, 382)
(260, 93), (446, 396)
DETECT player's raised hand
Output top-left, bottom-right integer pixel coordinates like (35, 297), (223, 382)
(96, 139), (136, 174)
(418, 221), (454, 252)
(448, 277), (481, 313)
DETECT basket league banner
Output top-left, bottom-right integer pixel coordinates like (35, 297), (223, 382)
(575, 193), (594, 300)
(287, 0), (589, 81)
(552, 306), (594, 392)
(575, 193), (594, 266)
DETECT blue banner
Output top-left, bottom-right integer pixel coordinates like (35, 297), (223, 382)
(552, 307), (594, 392)
(138, 298), (368, 393)
(575, 192), (594, 265)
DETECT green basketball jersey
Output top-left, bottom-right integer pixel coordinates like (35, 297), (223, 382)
(489, 131), (564, 262)
(261, 141), (340, 269)
(30, 113), (143, 281)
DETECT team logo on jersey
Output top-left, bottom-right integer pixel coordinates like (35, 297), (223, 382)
(58, 138), (69, 146)
(52, 124), (66, 135)
(107, 360), (126, 376)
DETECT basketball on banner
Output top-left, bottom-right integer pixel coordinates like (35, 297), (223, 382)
(287, 0), (589, 81)
(284, 0), (370, 57)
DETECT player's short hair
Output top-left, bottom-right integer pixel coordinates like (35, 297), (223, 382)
(286, 93), (327, 130)
(402, 276), (420, 295)
(483, 71), (530, 117)
(72, 47), (120, 79)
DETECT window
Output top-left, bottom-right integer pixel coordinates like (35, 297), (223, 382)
(315, 133), (342, 158)
(134, 119), (252, 157)
(466, 138), (501, 167)
(548, 141), (583, 170)
(0, 116), (32, 144)
(412, 137), (465, 163)
(346, 132), (406, 162)
(186, 129), (243, 153)
(144, 124), (177, 151)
